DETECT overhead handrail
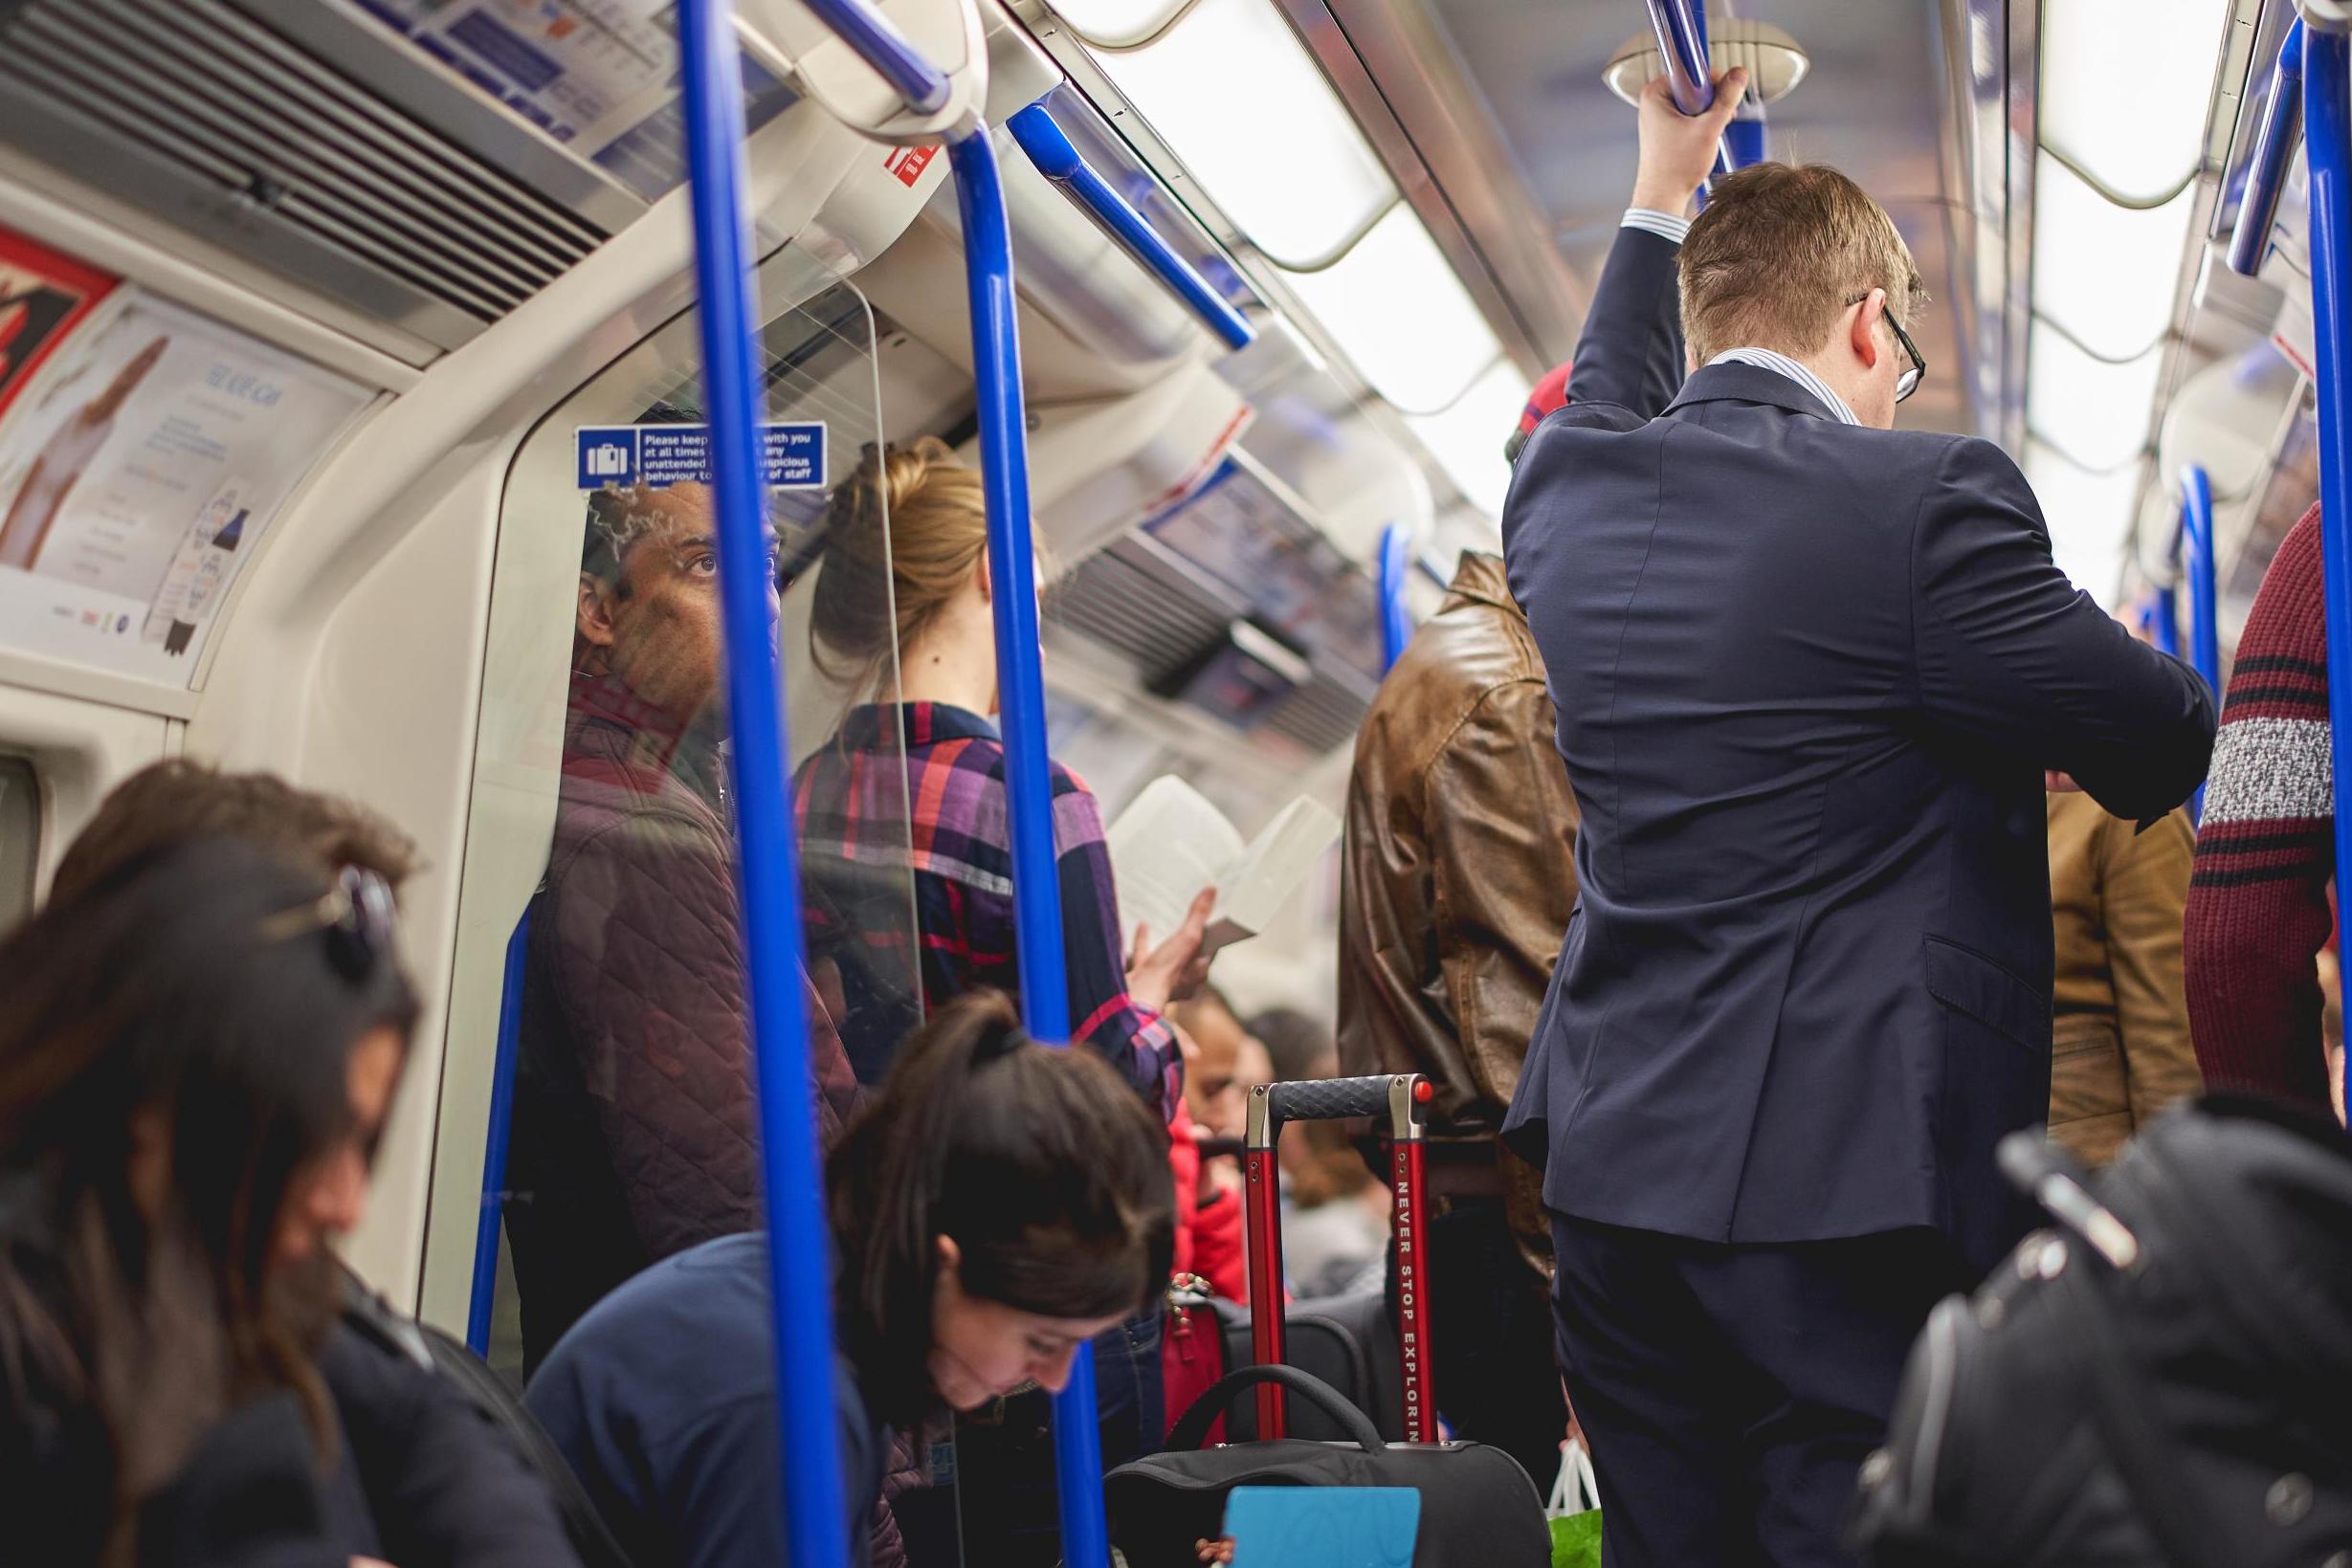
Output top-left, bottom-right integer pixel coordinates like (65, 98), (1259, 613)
(1642, 0), (1714, 117)
(2230, 16), (2305, 277)
(795, 0), (954, 114)
(466, 911), (532, 1357)
(1377, 522), (1412, 673)
(1640, 0), (1733, 188)
(1007, 103), (1256, 351)
(678, 5), (850, 1566)
(2303, 13), (2352, 939)
(943, 114), (1115, 1568)
(2179, 465), (2220, 825)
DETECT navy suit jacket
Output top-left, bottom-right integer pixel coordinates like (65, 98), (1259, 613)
(1499, 227), (2216, 1270)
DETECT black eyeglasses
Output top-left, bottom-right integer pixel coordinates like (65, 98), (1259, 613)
(261, 864), (395, 984)
(1845, 292), (1927, 404)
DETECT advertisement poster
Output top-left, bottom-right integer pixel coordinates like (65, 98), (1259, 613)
(352, 0), (795, 198)
(0, 229), (116, 423)
(0, 289), (373, 686)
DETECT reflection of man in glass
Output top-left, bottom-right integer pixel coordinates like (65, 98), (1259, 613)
(506, 479), (863, 1371)
(0, 334), (167, 571)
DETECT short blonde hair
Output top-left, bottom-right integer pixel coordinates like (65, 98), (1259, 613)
(1677, 163), (1926, 364)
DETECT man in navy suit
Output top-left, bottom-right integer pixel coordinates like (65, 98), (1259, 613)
(1501, 74), (2215, 1567)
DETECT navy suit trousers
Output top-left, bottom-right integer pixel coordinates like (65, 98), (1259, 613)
(1549, 1215), (1969, 1568)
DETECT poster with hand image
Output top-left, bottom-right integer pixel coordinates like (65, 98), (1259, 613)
(0, 289), (371, 687)
(0, 227), (116, 423)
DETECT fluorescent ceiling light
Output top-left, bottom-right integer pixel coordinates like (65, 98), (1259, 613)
(2040, 0), (2230, 204)
(2024, 438), (2143, 606)
(1405, 357), (1527, 519)
(1282, 205), (1503, 414)
(2031, 151), (2197, 363)
(1050, 0), (1194, 49)
(1088, 0), (1395, 268)
(2027, 317), (2165, 472)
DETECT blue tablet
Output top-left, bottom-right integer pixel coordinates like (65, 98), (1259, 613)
(1222, 1486), (1421, 1568)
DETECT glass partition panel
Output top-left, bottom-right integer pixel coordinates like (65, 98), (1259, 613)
(421, 277), (921, 1422)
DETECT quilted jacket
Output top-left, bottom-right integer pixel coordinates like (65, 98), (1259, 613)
(506, 674), (861, 1370)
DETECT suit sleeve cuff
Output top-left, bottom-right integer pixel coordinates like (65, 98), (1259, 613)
(1620, 208), (1692, 246)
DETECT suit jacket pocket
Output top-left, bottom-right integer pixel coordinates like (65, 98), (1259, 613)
(1923, 936), (2051, 1054)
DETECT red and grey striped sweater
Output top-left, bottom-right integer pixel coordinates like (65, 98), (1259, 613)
(2183, 502), (2338, 1111)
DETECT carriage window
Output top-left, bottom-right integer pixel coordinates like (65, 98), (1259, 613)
(0, 756), (34, 932)
(420, 279), (921, 1394)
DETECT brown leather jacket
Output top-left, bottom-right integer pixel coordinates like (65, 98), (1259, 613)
(1337, 552), (1577, 1258)
(2046, 792), (2203, 1166)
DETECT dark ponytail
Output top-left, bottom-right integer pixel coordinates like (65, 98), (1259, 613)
(827, 990), (1175, 1427)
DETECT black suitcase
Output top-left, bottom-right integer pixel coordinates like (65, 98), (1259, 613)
(1851, 1097), (2352, 1568)
(1108, 1074), (1547, 1568)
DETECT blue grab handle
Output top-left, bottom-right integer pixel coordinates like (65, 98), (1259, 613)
(796, 0), (953, 115)
(678, 5), (850, 1567)
(946, 122), (1114, 1568)
(1007, 103), (1255, 351)
(2303, 22), (2352, 939)
(466, 910), (532, 1357)
(2230, 17), (2305, 278)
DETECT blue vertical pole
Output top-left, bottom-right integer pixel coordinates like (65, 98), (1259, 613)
(2154, 585), (2182, 658)
(2307, 20), (2352, 935)
(946, 122), (1112, 1568)
(677, 7), (847, 1568)
(467, 911), (531, 1356)
(2180, 466), (2220, 696)
(2179, 465), (2219, 825)
(1377, 522), (1411, 673)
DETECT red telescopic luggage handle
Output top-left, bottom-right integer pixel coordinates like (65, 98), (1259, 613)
(1241, 1072), (1436, 1443)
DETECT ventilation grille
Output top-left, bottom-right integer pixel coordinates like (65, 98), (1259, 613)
(0, 0), (610, 342)
(1048, 540), (1370, 759)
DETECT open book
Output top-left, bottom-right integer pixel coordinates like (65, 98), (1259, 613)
(1106, 775), (1341, 955)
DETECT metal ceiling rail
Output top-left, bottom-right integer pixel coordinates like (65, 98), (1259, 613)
(1007, 101), (1255, 351)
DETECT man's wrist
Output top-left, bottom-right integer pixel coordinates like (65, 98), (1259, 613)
(1629, 182), (1694, 219)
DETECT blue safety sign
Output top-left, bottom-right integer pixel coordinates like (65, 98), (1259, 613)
(575, 422), (825, 490)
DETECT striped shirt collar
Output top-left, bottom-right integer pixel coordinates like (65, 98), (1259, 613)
(1705, 347), (1859, 425)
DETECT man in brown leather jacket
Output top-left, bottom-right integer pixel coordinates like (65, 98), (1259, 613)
(1337, 543), (1576, 1483)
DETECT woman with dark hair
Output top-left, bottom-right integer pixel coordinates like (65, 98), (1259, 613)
(527, 989), (1178, 1568)
(0, 838), (420, 1568)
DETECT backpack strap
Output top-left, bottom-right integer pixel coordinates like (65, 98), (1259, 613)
(339, 1282), (637, 1568)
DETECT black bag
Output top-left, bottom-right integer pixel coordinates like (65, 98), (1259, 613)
(1851, 1097), (2352, 1568)
(340, 1277), (635, 1568)
(1211, 1292), (1403, 1442)
(1106, 1362), (1548, 1568)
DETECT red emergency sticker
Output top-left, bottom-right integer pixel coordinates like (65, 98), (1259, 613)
(884, 144), (941, 188)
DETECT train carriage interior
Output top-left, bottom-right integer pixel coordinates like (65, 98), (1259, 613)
(0, 0), (2343, 1562)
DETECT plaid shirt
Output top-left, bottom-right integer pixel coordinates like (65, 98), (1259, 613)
(792, 701), (1183, 1119)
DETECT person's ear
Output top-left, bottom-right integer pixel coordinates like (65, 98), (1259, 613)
(935, 1234), (963, 1275)
(576, 572), (619, 647)
(1849, 288), (1886, 372)
(974, 552), (992, 607)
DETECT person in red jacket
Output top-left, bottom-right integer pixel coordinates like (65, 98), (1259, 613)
(2185, 501), (2345, 1114)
